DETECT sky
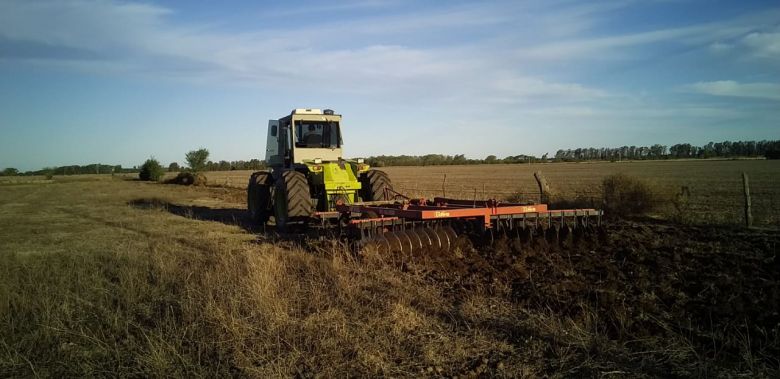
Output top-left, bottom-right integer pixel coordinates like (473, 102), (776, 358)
(0, 0), (778, 171)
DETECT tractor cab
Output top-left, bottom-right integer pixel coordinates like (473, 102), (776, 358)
(265, 108), (343, 168)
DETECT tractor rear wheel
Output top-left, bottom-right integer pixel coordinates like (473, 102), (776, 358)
(274, 170), (313, 232)
(360, 169), (393, 201)
(248, 171), (273, 224)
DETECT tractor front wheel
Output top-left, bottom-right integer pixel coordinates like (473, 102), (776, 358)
(360, 169), (393, 201)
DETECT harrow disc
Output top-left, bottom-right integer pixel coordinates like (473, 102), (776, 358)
(356, 215), (602, 257)
(359, 225), (470, 256)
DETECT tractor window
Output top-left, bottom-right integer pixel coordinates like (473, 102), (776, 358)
(295, 121), (342, 148)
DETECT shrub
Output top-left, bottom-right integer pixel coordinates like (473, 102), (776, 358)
(601, 174), (658, 218)
(139, 158), (164, 182)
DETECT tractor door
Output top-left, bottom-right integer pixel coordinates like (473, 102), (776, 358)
(265, 120), (281, 166)
(277, 119), (293, 167)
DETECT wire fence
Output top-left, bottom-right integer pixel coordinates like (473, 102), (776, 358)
(202, 170), (779, 227)
(393, 182), (779, 227)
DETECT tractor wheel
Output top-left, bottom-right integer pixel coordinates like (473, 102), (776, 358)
(248, 171), (273, 224)
(274, 170), (313, 232)
(360, 169), (393, 201)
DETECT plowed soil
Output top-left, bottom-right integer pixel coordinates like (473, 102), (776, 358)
(398, 221), (780, 375)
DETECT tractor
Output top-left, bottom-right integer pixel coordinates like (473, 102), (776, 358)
(249, 108), (603, 253)
(247, 108), (392, 231)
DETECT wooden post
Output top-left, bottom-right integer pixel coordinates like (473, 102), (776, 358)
(442, 174), (447, 198)
(534, 171), (551, 204)
(742, 172), (753, 228)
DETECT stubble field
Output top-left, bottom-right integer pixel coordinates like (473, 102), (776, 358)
(1, 160), (779, 377)
(199, 160), (780, 226)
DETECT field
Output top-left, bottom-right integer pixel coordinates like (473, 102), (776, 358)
(1, 160), (779, 377)
(197, 160), (780, 226)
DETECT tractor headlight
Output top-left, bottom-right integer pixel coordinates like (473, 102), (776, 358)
(313, 158), (322, 164)
(356, 158), (364, 163)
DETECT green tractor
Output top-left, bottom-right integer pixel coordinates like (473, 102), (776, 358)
(247, 108), (393, 231)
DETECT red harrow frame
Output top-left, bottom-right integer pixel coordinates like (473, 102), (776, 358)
(313, 194), (603, 254)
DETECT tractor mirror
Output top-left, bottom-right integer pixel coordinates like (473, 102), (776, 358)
(271, 125), (277, 137)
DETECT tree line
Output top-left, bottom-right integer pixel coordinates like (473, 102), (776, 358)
(3, 139), (778, 176)
(554, 140), (780, 162)
(2, 159), (266, 177)
(366, 154), (548, 167)
(2, 164), (136, 177)
(364, 139), (780, 167)
(168, 159), (265, 172)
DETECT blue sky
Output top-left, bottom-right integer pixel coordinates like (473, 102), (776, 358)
(1, 0), (778, 171)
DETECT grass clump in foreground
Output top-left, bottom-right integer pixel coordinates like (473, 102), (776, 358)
(1, 177), (778, 377)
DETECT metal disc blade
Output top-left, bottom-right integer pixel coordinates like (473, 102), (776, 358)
(404, 229), (423, 253)
(385, 232), (404, 253)
(422, 227), (442, 250)
(397, 230), (414, 255)
(435, 227), (451, 251)
(414, 228), (433, 248)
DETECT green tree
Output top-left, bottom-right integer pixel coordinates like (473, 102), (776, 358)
(139, 158), (164, 181)
(185, 148), (210, 172)
(168, 162), (180, 172)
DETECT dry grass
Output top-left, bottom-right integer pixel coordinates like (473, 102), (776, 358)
(1, 174), (777, 377)
(0, 177), (531, 376)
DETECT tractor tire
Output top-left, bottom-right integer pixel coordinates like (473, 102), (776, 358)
(274, 170), (313, 232)
(248, 171), (273, 224)
(360, 169), (393, 201)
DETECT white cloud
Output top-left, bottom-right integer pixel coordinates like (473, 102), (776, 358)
(0, 0), (611, 107)
(685, 80), (780, 101)
(740, 30), (780, 59)
(516, 9), (780, 61)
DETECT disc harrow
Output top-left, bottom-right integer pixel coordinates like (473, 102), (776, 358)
(329, 197), (603, 255)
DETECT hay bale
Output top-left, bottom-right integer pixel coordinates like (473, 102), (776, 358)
(167, 172), (208, 186)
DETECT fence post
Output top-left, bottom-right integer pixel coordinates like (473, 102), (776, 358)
(742, 172), (753, 228)
(534, 171), (551, 204)
(442, 174), (447, 198)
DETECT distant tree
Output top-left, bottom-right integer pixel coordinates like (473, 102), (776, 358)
(1, 168), (19, 176)
(485, 155), (498, 164)
(248, 159), (264, 170)
(168, 162), (180, 172)
(185, 148), (209, 172)
(217, 160), (231, 171)
(139, 158), (164, 181)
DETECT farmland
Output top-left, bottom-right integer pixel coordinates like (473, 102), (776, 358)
(1, 160), (779, 377)
(197, 159), (780, 226)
